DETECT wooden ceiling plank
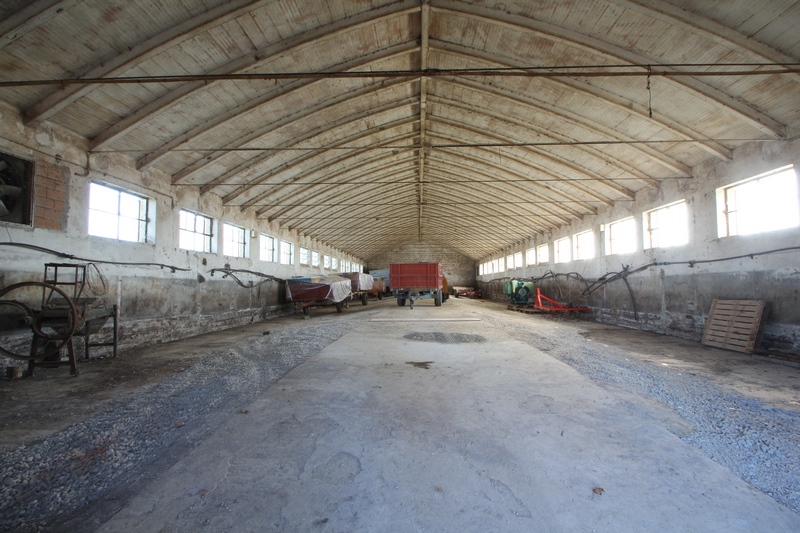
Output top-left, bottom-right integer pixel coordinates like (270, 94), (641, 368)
(432, 0), (787, 138)
(24, 0), (273, 125)
(0, 0), (79, 51)
(138, 42), (417, 171)
(223, 119), (417, 208)
(176, 78), (414, 186)
(91, 3), (419, 151)
(233, 118), (418, 207)
(433, 41), (696, 175)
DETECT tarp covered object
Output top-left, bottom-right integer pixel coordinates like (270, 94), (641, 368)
(372, 278), (386, 292)
(286, 276), (352, 303)
(341, 272), (374, 291)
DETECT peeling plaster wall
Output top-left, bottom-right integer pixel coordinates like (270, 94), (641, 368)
(477, 139), (800, 354)
(0, 101), (363, 361)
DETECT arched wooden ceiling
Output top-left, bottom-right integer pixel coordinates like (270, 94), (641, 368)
(1, 0), (798, 261)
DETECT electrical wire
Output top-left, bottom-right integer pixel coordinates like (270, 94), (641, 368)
(208, 268), (285, 288)
(84, 263), (109, 296)
(0, 242), (191, 272)
(484, 246), (800, 321)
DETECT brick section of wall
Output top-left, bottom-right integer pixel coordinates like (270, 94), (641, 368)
(367, 242), (476, 288)
(33, 161), (68, 231)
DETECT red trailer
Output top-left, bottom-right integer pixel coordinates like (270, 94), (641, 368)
(389, 263), (445, 308)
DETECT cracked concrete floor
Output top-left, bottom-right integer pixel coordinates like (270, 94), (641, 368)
(85, 300), (800, 532)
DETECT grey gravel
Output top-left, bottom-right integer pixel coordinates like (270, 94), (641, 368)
(487, 315), (800, 516)
(2, 306), (798, 532)
(0, 315), (358, 533)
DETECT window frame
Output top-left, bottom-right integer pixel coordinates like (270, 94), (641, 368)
(573, 230), (595, 261)
(605, 217), (637, 256)
(323, 254), (331, 269)
(536, 244), (549, 264)
(259, 234), (277, 262)
(222, 222), (248, 258)
(525, 248), (536, 266)
(643, 200), (689, 249)
(279, 240), (294, 265)
(178, 209), (214, 253)
(311, 250), (320, 267)
(299, 246), (310, 266)
(716, 165), (799, 238)
(88, 181), (153, 243)
(554, 237), (571, 264)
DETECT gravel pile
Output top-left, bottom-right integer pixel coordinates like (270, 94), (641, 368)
(0, 315), (357, 533)
(488, 315), (800, 515)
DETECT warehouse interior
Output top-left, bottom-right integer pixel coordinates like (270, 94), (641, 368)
(0, 1), (799, 531)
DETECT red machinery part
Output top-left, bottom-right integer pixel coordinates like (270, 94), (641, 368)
(534, 287), (591, 312)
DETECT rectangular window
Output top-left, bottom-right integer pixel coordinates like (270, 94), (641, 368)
(573, 230), (595, 260)
(525, 248), (536, 266)
(323, 254), (331, 269)
(331, 257), (338, 270)
(299, 247), (309, 265)
(280, 240), (294, 265)
(259, 235), (277, 262)
(491, 259), (498, 273)
(222, 223), (247, 258)
(311, 250), (320, 267)
(343, 260), (350, 272)
(179, 209), (213, 252)
(554, 237), (571, 263)
(605, 217), (637, 255)
(88, 182), (150, 243)
(479, 263), (484, 276)
(644, 200), (688, 249)
(717, 165), (799, 237)
(537, 244), (549, 264)
(514, 251), (523, 269)
(506, 254), (514, 270)
(498, 257), (505, 272)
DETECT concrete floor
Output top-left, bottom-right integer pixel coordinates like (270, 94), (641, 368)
(3, 297), (800, 532)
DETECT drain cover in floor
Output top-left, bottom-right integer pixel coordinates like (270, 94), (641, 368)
(403, 332), (487, 344)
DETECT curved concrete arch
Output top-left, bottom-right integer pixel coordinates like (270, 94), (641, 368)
(427, 110), (646, 196)
(235, 124), (420, 207)
(28, 0), (419, 127)
(176, 78), (414, 185)
(137, 41), (418, 171)
(196, 95), (418, 195)
(432, 0), (786, 138)
(431, 41), (730, 163)
(428, 94), (665, 185)
(427, 129), (635, 202)
(607, 0), (800, 82)
(0, 0), (79, 51)
(25, 0), (275, 124)
(260, 157), (420, 219)
(422, 154), (576, 225)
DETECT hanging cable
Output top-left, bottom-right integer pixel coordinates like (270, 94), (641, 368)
(0, 242), (191, 272)
(208, 267), (285, 288)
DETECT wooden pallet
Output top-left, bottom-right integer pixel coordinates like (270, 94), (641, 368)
(701, 299), (769, 353)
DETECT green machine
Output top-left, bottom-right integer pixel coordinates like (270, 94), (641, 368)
(504, 279), (535, 305)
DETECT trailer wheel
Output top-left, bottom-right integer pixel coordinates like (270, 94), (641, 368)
(335, 301), (344, 313)
(397, 298), (406, 306)
(360, 292), (368, 305)
(434, 289), (442, 306)
(377, 293), (383, 300)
